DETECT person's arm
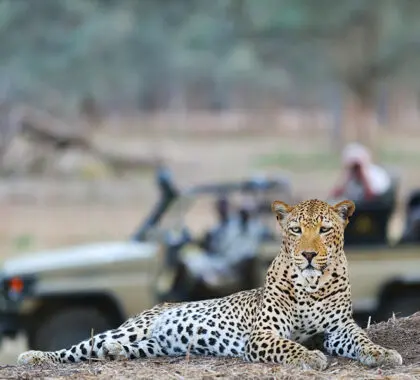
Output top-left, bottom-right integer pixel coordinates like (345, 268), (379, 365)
(330, 172), (349, 198)
(331, 186), (344, 197)
(359, 169), (375, 200)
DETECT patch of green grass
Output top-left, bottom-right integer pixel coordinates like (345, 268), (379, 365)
(254, 151), (341, 171)
(12, 234), (35, 252)
(255, 148), (420, 172)
(378, 149), (420, 166)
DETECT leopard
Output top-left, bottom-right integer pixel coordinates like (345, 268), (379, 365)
(17, 199), (402, 370)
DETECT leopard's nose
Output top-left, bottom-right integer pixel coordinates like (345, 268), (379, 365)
(302, 251), (318, 262)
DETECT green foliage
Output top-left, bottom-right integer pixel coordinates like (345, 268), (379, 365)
(254, 151), (340, 172)
(13, 234), (35, 252)
(1, 0), (420, 112)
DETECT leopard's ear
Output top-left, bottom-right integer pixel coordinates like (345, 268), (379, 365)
(272, 201), (293, 224)
(333, 200), (355, 226)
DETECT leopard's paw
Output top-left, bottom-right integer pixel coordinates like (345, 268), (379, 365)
(102, 341), (128, 360)
(289, 349), (328, 371)
(359, 346), (403, 368)
(302, 349), (329, 370)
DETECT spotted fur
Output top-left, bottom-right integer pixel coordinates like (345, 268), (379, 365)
(17, 199), (402, 370)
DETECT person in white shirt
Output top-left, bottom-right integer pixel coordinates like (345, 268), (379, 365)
(330, 143), (391, 202)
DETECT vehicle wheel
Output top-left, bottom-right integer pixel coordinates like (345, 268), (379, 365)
(28, 307), (113, 351)
(376, 295), (420, 321)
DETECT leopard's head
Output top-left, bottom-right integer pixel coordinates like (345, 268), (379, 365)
(272, 198), (355, 288)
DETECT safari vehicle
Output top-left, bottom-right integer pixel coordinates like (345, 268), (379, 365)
(0, 168), (293, 352)
(2, 167), (420, 353)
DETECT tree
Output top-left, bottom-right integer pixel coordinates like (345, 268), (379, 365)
(235, 0), (420, 149)
(1, 0), (420, 145)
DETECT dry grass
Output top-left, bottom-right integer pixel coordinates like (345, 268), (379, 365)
(2, 313), (420, 379)
(3, 357), (420, 380)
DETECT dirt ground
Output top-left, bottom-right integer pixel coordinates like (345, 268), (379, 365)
(0, 312), (419, 379)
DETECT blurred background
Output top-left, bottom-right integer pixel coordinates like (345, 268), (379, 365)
(1, 0), (420, 365)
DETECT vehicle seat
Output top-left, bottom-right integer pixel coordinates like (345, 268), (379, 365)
(400, 189), (420, 243)
(345, 174), (398, 246)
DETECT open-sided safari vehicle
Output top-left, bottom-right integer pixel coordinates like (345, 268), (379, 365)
(0, 167), (293, 352)
(1, 166), (420, 353)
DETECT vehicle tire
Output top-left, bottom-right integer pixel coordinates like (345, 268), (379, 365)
(376, 295), (420, 321)
(28, 307), (113, 351)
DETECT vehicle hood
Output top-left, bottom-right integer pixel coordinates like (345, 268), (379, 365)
(1, 241), (159, 277)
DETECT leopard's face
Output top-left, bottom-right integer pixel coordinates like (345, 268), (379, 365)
(272, 199), (355, 283)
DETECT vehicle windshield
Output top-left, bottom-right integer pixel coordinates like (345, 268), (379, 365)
(154, 193), (227, 237)
(145, 188), (285, 243)
(137, 175), (293, 244)
(156, 194), (197, 234)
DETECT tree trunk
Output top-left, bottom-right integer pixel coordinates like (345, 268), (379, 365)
(353, 95), (378, 153)
(340, 85), (378, 153)
(332, 3), (382, 153)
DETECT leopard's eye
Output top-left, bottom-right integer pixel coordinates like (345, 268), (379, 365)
(320, 226), (332, 233)
(289, 226), (302, 234)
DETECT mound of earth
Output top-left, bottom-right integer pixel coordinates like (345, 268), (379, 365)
(1, 312), (420, 380)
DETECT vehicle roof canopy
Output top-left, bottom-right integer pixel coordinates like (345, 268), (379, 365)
(183, 177), (292, 197)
